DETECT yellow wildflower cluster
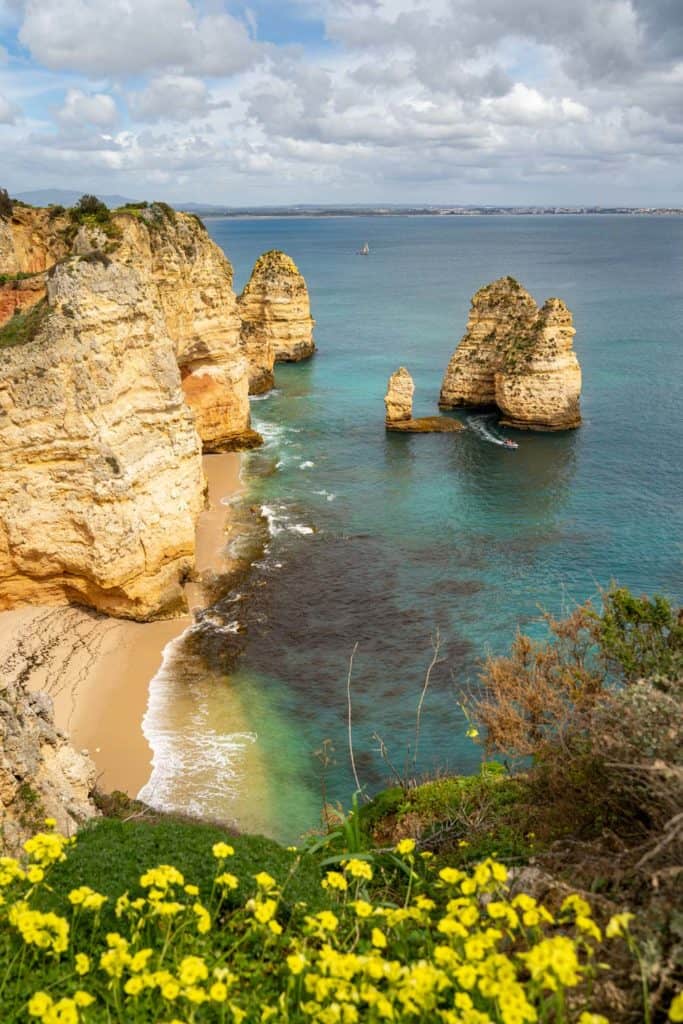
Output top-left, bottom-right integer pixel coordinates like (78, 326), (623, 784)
(0, 823), (679, 1023)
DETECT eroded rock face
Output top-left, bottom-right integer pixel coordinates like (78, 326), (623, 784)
(0, 274), (47, 325)
(439, 277), (581, 430)
(385, 366), (464, 433)
(0, 204), (69, 276)
(385, 367), (415, 422)
(238, 250), (315, 381)
(1, 675), (97, 855)
(0, 256), (206, 620)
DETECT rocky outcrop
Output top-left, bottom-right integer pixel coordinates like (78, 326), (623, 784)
(0, 204), (69, 276)
(0, 255), (206, 620)
(385, 366), (464, 434)
(238, 250), (315, 382)
(0, 273), (47, 325)
(1, 674), (97, 855)
(385, 366), (415, 423)
(439, 277), (581, 430)
(114, 209), (260, 450)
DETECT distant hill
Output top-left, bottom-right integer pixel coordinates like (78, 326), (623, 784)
(13, 189), (139, 209)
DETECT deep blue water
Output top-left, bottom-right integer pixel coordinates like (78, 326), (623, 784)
(203, 215), (682, 839)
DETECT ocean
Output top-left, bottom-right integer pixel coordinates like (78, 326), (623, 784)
(140, 215), (683, 842)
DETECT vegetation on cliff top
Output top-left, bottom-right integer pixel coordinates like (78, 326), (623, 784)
(0, 186), (13, 219)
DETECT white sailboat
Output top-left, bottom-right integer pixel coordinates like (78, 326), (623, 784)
(359, 242), (369, 255)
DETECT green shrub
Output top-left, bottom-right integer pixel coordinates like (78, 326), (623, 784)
(0, 299), (49, 350)
(0, 186), (12, 219)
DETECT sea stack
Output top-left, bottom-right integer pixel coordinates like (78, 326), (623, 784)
(439, 276), (582, 430)
(238, 250), (315, 389)
(385, 366), (415, 423)
(385, 367), (464, 433)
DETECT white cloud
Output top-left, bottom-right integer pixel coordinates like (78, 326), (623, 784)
(18, 0), (261, 76)
(0, 92), (18, 122)
(484, 84), (590, 126)
(129, 75), (229, 123)
(57, 88), (118, 128)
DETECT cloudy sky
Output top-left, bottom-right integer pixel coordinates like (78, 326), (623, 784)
(0, 0), (681, 205)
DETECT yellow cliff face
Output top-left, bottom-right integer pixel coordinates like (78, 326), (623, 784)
(0, 204), (69, 275)
(0, 256), (205, 620)
(238, 250), (315, 389)
(439, 277), (582, 431)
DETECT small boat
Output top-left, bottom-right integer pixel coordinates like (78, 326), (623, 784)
(502, 438), (518, 449)
(358, 242), (369, 255)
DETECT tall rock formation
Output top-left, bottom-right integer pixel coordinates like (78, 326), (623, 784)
(238, 250), (315, 387)
(385, 367), (415, 423)
(0, 255), (205, 620)
(439, 277), (581, 430)
(1, 202), (261, 452)
(385, 366), (464, 434)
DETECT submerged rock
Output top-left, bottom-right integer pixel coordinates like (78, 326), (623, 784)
(385, 367), (464, 433)
(238, 250), (315, 384)
(439, 276), (581, 431)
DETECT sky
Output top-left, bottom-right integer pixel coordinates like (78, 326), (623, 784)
(0, 0), (682, 206)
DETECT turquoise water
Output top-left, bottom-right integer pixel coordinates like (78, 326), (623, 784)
(199, 216), (682, 840)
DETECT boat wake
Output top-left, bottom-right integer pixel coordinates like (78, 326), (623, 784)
(468, 415), (509, 447)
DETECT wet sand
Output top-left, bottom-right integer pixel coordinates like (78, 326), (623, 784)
(0, 453), (242, 798)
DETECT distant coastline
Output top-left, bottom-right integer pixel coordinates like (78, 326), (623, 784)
(198, 206), (683, 220)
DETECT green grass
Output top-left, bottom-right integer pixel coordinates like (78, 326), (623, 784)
(0, 299), (49, 349)
(37, 818), (330, 930)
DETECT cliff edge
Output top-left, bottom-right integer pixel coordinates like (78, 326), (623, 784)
(439, 277), (581, 430)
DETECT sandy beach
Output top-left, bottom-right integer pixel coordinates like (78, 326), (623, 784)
(0, 452), (242, 798)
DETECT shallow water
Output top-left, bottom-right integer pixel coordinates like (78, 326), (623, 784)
(145, 215), (683, 842)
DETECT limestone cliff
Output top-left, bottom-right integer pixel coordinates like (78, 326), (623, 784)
(439, 277), (581, 430)
(385, 367), (415, 423)
(0, 255), (206, 620)
(385, 366), (464, 434)
(1, 673), (97, 855)
(114, 208), (260, 450)
(0, 203), (69, 275)
(238, 250), (315, 383)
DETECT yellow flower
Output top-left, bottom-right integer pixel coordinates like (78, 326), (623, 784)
(439, 867), (464, 885)
(254, 871), (276, 891)
(210, 982), (229, 1002)
(268, 919), (283, 935)
(161, 981), (181, 1000)
(193, 902), (211, 934)
(669, 992), (683, 1022)
(68, 886), (107, 911)
(184, 884), (199, 896)
(212, 842), (235, 859)
(344, 859), (373, 880)
(73, 991), (94, 1008)
(254, 898), (277, 924)
(578, 1015), (610, 1024)
(139, 865), (184, 890)
(395, 838), (416, 855)
(353, 899), (373, 918)
(315, 910), (339, 932)
(75, 953), (91, 975)
(28, 992), (53, 1018)
(44, 818), (57, 828)
(605, 912), (634, 938)
(323, 871), (348, 891)
(371, 927), (387, 949)
(466, 726), (479, 738)
(287, 952), (307, 975)
(216, 872), (239, 890)
(27, 866), (44, 884)
(124, 977), (145, 996)
(178, 955), (209, 987)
